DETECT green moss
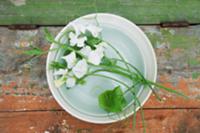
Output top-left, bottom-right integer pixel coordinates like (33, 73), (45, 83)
(160, 28), (199, 49)
(192, 72), (200, 79)
(188, 58), (200, 66)
(146, 32), (162, 48)
(2, 0), (200, 25)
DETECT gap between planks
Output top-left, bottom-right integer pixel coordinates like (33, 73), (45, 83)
(1, 108), (200, 113)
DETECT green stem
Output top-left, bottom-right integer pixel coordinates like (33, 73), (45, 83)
(113, 58), (162, 101)
(90, 74), (130, 89)
(82, 69), (141, 97)
(90, 67), (133, 79)
(129, 89), (146, 133)
(123, 82), (140, 95)
(52, 40), (86, 58)
(105, 42), (130, 71)
(107, 55), (146, 133)
(147, 80), (189, 99)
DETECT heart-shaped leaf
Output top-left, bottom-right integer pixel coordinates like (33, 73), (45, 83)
(98, 86), (127, 113)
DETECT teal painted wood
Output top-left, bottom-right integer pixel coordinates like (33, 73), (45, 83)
(0, 0), (200, 25)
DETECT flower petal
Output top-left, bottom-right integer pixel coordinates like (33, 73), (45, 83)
(77, 36), (87, 47)
(88, 45), (105, 65)
(62, 52), (77, 69)
(80, 46), (92, 57)
(69, 32), (78, 46)
(69, 23), (87, 35)
(87, 25), (102, 37)
(54, 76), (65, 87)
(88, 51), (102, 65)
(95, 44), (105, 58)
(69, 22), (81, 36)
(72, 59), (88, 78)
(66, 77), (76, 88)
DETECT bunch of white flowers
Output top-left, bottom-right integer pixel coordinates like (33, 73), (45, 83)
(54, 23), (107, 88)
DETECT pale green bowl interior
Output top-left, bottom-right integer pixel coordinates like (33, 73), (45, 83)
(54, 23), (145, 116)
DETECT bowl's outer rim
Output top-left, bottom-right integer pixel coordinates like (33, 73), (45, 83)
(46, 13), (157, 124)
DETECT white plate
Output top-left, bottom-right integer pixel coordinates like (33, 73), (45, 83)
(46, 13), (157, 124)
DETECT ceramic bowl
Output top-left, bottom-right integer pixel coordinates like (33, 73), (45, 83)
(46, 13), (157, 124)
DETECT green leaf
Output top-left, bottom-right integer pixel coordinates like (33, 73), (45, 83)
(44, 28), (54, 43)
(23, 47), (44, 56)
(101, 57), (117, 66)
(98, 86), (127, 113)
(86, 36), (102, 48)
(77, 79), (86, 85)
(50, 61), (67, 70)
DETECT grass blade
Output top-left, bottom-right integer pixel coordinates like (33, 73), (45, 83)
(148, 81), (189, 99)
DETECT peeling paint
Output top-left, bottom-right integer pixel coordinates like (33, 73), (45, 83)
(29, 126), (34, 130)
(9, 0), (26, 6)
(15, 30), (38, 48)
(0, 98), (4, 102)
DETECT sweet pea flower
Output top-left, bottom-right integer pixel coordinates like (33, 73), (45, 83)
(54, 75), (76, 88)
(62, 52), (77, 69)
(69, 32), (87, 47)
(72, 59), (88, 78)
(88, 44), (105, 65)
(66, 77), (76, 87)
(80, 46), (92, 57)
(54, 76), (66, 88)
(69, 22), (86, 35)
(76, 36), (87, 47)
(86, 25), (102, 37)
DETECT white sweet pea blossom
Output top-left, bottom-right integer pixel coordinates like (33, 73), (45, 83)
(87, 25), (102, 37)
(77, 36), (87, 47)
(62, 52), (77, 69)
(72, 59), (88, 78)
(88, 45), (105, 65)
(66, 77), (76, 87)
(80, 46), (92, 57)
(69, 32), (87, 48)
(69, 32), (78, 46)
(54, 69), (77, 88)
(54, 24), (106, 88)
(69, 22), (86, 35)
(54, 76), (66, 87)
(54, 69), (68, 76)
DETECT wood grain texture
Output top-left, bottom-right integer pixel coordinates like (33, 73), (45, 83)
(1, 0), (200, 25)
(0, 25), (200, 133)
(0, 109), (200, 133)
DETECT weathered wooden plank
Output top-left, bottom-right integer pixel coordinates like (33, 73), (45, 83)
(0, 109), (200, 133)
(0, 77), (199, 112)
(1, 0), (200, 25)
(0, 26), (200, 111)
(0, 95), (62, 112)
